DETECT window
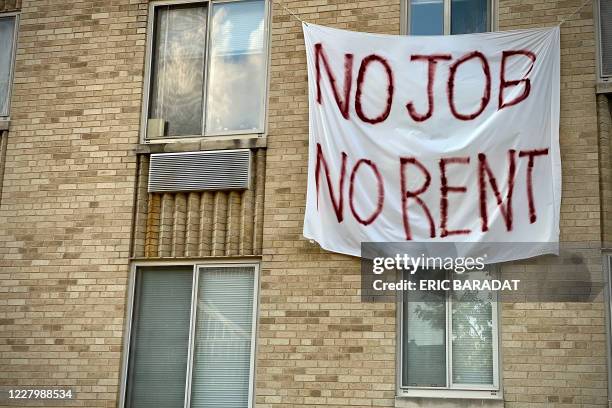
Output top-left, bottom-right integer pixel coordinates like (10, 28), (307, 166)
(0, 14), (17, 118)
(596, 0), (612, 82)
(399, 269), (500, 398)
(405, 0), (493, 35)
(143, 0), (268, 140)
(123, 264), (258, 408)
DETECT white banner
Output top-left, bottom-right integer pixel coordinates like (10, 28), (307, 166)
(303, 23), (561, 262)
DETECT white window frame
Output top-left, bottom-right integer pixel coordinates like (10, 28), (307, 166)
(141, 0), (271, 143)
(396, 269), (503, 400)
(400, 0), (498, 36)
(0, 12), (19, 120)
(595, 0), (612, 84)
(118, 260), (260, 408)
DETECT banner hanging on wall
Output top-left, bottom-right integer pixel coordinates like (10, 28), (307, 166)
(302, 23), (561, 262)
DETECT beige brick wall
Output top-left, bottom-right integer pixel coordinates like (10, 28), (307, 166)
(259, 3), (400, 406)
(259, 0), (608, 408)
(0, 0), (147, 406)
(0, 1), (608, 408)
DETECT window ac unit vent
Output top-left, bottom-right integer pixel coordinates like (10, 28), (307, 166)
(148, 149), (251, 193)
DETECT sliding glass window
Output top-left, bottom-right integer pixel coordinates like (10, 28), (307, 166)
(124, 264), (258, 408)
(145, 0), (268, 140)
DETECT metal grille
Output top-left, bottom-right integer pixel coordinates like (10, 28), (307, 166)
(600, 0), (612, 79)
(148, 150), (251, 193)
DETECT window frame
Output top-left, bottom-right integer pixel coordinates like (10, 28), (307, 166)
(604, 254), (612, 401)
(595, 0), (612, 84)
(119, 260), (260, 408)
(0, 11), (19, 120)
(140, 0), (271, 143)
(396, 268), (503, 400)
(400, 0), (498, 36)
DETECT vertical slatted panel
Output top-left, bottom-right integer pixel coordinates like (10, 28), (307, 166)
(0, 1), (22, 13)
(145, 193), (161, 257)
(199, 191), (215, 257)
(172, 193), (187, 257)
(158, 193), (175, 257)
(240, 169), (255, 256)
(132, 155), (149, 258)
(212, 192), (228, 256)
(253, 149), (266, 255)
(185, 192), (200, 257)
(226, 191), (242, 256)
(139, 148), (265, 258)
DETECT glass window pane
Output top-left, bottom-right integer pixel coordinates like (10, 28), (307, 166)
(600, 0), (612, 76)
(125, 267), (193, 408)
(149, 4), (207, 137)
(451, 0), (489, 34)
(0, 16), (16, 116)
(410, 0), (444, 35)
(205, 0), (266, 134)
(191, 266), (255, 407)
(402, 269), (447, 387)
(451, 270), (494, 385)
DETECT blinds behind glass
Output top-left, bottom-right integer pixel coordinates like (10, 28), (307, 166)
(190, 266), (255, 408)
(125, 267), (193, 408)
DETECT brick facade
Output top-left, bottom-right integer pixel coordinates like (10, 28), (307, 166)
(0, 1), (609, 408)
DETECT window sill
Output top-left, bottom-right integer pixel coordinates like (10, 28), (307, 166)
(0, 119), (9, 131)
(596, 81), (612, 94)
(396, 396), (504, 408)
(135, 135), (266, 155)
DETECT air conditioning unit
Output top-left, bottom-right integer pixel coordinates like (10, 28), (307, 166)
(148, 149), (251, 193)
(147, 118), (166, 138)
(597, 0), (612, 82)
